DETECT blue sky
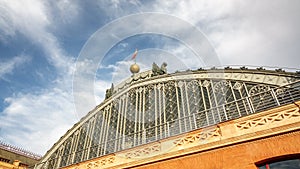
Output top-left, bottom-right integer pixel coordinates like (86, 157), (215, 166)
(0, 0), (300, 155)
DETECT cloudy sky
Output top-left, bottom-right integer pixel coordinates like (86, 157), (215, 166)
(0, 0), (299, 155)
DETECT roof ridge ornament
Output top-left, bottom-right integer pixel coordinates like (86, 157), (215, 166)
(130, 49), (140, 74)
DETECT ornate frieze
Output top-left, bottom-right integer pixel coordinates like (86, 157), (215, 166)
(125, 144), (161, 159)
(86, 156), (115, 169)
(235, 107), (300, 130)
(173, 126), (222, 146)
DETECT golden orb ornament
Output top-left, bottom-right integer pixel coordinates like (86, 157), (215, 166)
(130, 63), (140, 74)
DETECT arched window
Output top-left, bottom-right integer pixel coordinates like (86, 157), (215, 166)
(256, 154), (300, 169)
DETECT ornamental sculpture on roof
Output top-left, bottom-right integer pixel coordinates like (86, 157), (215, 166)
(152, 62), (167, 76)
(104, 83), (114, 99)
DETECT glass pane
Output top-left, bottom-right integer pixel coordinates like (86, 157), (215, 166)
(258, 166), (266, 169)
(258, 159), (300, 169)
(269, 159), (300, 169)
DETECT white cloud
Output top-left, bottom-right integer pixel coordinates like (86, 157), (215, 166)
(95, 0), (141, 18)
(150, 0), (300, 69)
(161, 44), (206, 70)
(151, 1), (235, 24)
(0, 1), (48, 38)
(110, 60), (138, 83)
(0, 0), (73, 71)
(55, 0), (79, 24)
(0, 55), (30, 79)
(0, 88), (76, 154)
(0, 0), (76, 154)
(94, 79), (111, 104)
(95, 47), (201, 89)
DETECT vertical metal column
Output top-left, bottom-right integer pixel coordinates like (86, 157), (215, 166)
(180, 81), (187, 131)
(229, 81), (242, 117)
(207, 81), (216, 124)
(114, 99), (121, 152)
(199, 80), (209, 126)
(103, 105), (112, 155)
(243, 83), (255, 114)
(271, 88), (280, 106)
(142, 87), (146, 144)
(237, 82), (250, 115)
(210, 81), (221, 123)
(133, 89), (138, 146)
(122, 94), (128, 149)
(154, 85), (158, 140)
(176, 82), (183, 133)
(98, 110), (105, 156)
(85, 118), (95, 160)
(162, 83), (167, 137)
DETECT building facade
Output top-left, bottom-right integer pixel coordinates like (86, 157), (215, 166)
(34, 68), (300, 169)
(0, 141), (41, 169)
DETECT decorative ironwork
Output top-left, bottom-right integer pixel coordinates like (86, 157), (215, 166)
(249, 84), (278, 112)
(89, 113), (103, 159)
(60, 138), (72, 167)
(74, 123), (88, 163)
(35, 69), (300, 169)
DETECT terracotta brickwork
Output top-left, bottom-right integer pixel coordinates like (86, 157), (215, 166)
(133, 130), (300, 169)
